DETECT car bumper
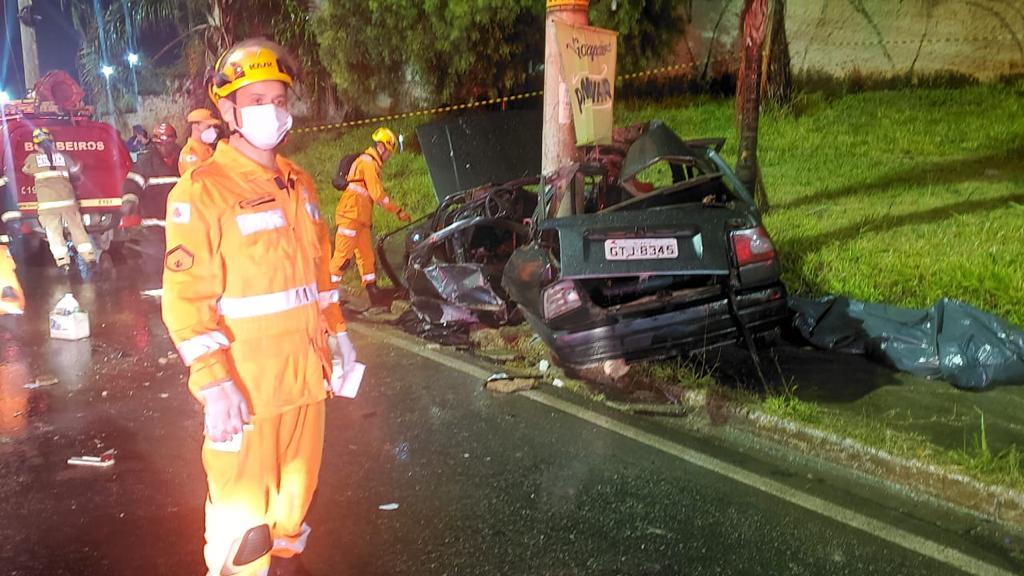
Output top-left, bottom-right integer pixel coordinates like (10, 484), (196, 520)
(537, 285), (789, 367)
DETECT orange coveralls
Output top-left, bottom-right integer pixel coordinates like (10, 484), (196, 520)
(0, 245), (25, 315)
(178, 137), (215, 176)
(330, 147), (404, 285)
(161, 142), (345, 575)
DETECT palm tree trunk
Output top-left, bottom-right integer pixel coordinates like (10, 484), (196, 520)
(761, 0), (792, 108)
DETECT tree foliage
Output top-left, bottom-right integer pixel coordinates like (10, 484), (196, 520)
(64, 0), (337, 119)
(313, 0), (688, 111)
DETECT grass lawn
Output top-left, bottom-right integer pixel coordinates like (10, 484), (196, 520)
(287, 85), (1024, 327)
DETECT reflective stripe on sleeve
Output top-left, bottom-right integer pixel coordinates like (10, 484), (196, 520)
(318, 289), (340, 310)
(126, 172), (146, 187)
(330, 275), (342, 283)
(1, 211), (22, 222)
(141, 219), (166, 228)
(336, 228), (357, 238)
(0, 235), (9, 243)
(37, 199), (76, 210)
(218, 283), (318, 320)
(379, 196), (392, 207)
(76, 242), (95, 253)
(361, 273), (377, 283)
(121, 193), (140, 204)
(177, 331), (230, 366)
(146, 176), (180, 187)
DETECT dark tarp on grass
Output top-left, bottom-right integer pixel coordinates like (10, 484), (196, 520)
(790, 296), (1024, 390)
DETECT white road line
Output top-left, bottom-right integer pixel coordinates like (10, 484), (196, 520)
(351, 324), (1015, 576)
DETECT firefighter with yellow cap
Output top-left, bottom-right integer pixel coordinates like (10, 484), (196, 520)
(330, 126), (411, 307)
(21, 127), (96, 272)
(161, 37), (355, 576)
(179, 108), (221, 175)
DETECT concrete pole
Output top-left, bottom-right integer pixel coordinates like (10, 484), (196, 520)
(541, 0), (589, 176)
(17, 0), (40, 91)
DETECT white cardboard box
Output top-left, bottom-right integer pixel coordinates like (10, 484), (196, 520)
(50, 312), (91, 340)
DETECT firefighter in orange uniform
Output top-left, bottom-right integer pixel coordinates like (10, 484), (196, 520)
(330, 127), (411, 307)
(0, 240), (24, 316)
(161, 38), (356, 576)
(179, 108), (221, 175)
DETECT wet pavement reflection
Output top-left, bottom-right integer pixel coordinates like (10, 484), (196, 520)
(0, 253), (1015, 576)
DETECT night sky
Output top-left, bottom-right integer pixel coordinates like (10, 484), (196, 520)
(3, 0), (81, 96)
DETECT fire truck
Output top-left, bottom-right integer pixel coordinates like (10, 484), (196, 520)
(1, 71), (132, 257)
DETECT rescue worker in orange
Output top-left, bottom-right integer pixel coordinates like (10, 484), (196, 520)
(122, 122), (182, 287)
(22, 128), (96, 272)
(0, 239), (25, 316)
(179, 108), (221, 175)
(161, 38), (356, 576)
(330, 127), (411, 307)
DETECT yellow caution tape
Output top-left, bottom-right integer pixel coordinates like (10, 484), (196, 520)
(292, 56), (738, 135)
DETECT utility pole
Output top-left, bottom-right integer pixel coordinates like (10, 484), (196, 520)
(17, 0), (40, 91)
(541, 0), (589, 176)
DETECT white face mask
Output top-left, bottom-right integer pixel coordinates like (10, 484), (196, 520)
(200, 126), (219, 145)
(235, 103), (293, 150)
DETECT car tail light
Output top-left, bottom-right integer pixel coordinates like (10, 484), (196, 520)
(543, 280), (583, 319)
(731, 226), (776, 266)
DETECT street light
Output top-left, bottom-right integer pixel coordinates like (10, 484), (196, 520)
(127, 53), (139, 67)
(101, 65), (115, 79)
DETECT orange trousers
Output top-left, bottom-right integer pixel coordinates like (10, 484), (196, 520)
(202, 400), (325, 575)
(331, 225), (377, 285)
(0, 245), (24, 315)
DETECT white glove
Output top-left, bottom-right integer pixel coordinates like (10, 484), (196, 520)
(328, 331), (357, 395)
(200, 381), (251, 442)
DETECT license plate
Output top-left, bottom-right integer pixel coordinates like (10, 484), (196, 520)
(604, 238), (679, 261)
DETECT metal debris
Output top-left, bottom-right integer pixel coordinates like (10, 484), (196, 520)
(67, 449), (116, 467)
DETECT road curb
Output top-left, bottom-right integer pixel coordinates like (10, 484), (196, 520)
(349, 320), (1024, 533)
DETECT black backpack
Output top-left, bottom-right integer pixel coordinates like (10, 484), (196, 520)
(332, 153), (365, 191)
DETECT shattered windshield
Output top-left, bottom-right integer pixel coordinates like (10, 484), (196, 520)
(545, 150), (741, 218)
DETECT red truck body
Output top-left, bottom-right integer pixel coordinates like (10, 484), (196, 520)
(1, 72), (132, 250)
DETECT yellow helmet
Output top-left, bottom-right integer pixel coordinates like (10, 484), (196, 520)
(208, 38), (298, 105)
(371, 127), (398, 153)
(32, 127), (53, 145)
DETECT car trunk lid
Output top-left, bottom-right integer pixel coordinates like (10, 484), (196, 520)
(541, 206), (740, 279)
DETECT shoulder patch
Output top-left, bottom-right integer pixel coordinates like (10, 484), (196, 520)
(165, 245), (194, 272)
(169, 202), (191, 224)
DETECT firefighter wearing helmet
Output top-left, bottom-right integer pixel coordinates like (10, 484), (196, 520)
(329, 126), (411, 307)
(121, 122), (182, 286)
(160, 38), (354, 576)
(178, 108), (221, 175)
(21, 127), (96, 272)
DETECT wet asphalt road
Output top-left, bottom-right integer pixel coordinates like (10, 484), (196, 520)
(0, 255), (1017, 575)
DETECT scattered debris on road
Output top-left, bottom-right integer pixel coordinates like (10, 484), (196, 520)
(67, 449), (116, 467)
(24, 376), (59, 389)
(484, 373), (538, 394)
(378, 503), (400, 511)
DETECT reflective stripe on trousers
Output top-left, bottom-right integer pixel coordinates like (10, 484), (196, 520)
(218, 283), (318, 319)
(37, 199), (76, 210)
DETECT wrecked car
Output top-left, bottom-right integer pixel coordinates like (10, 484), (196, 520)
(379, 117), (788, 370)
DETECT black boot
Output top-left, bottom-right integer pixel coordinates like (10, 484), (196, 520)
(365, 282), (387, 309)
